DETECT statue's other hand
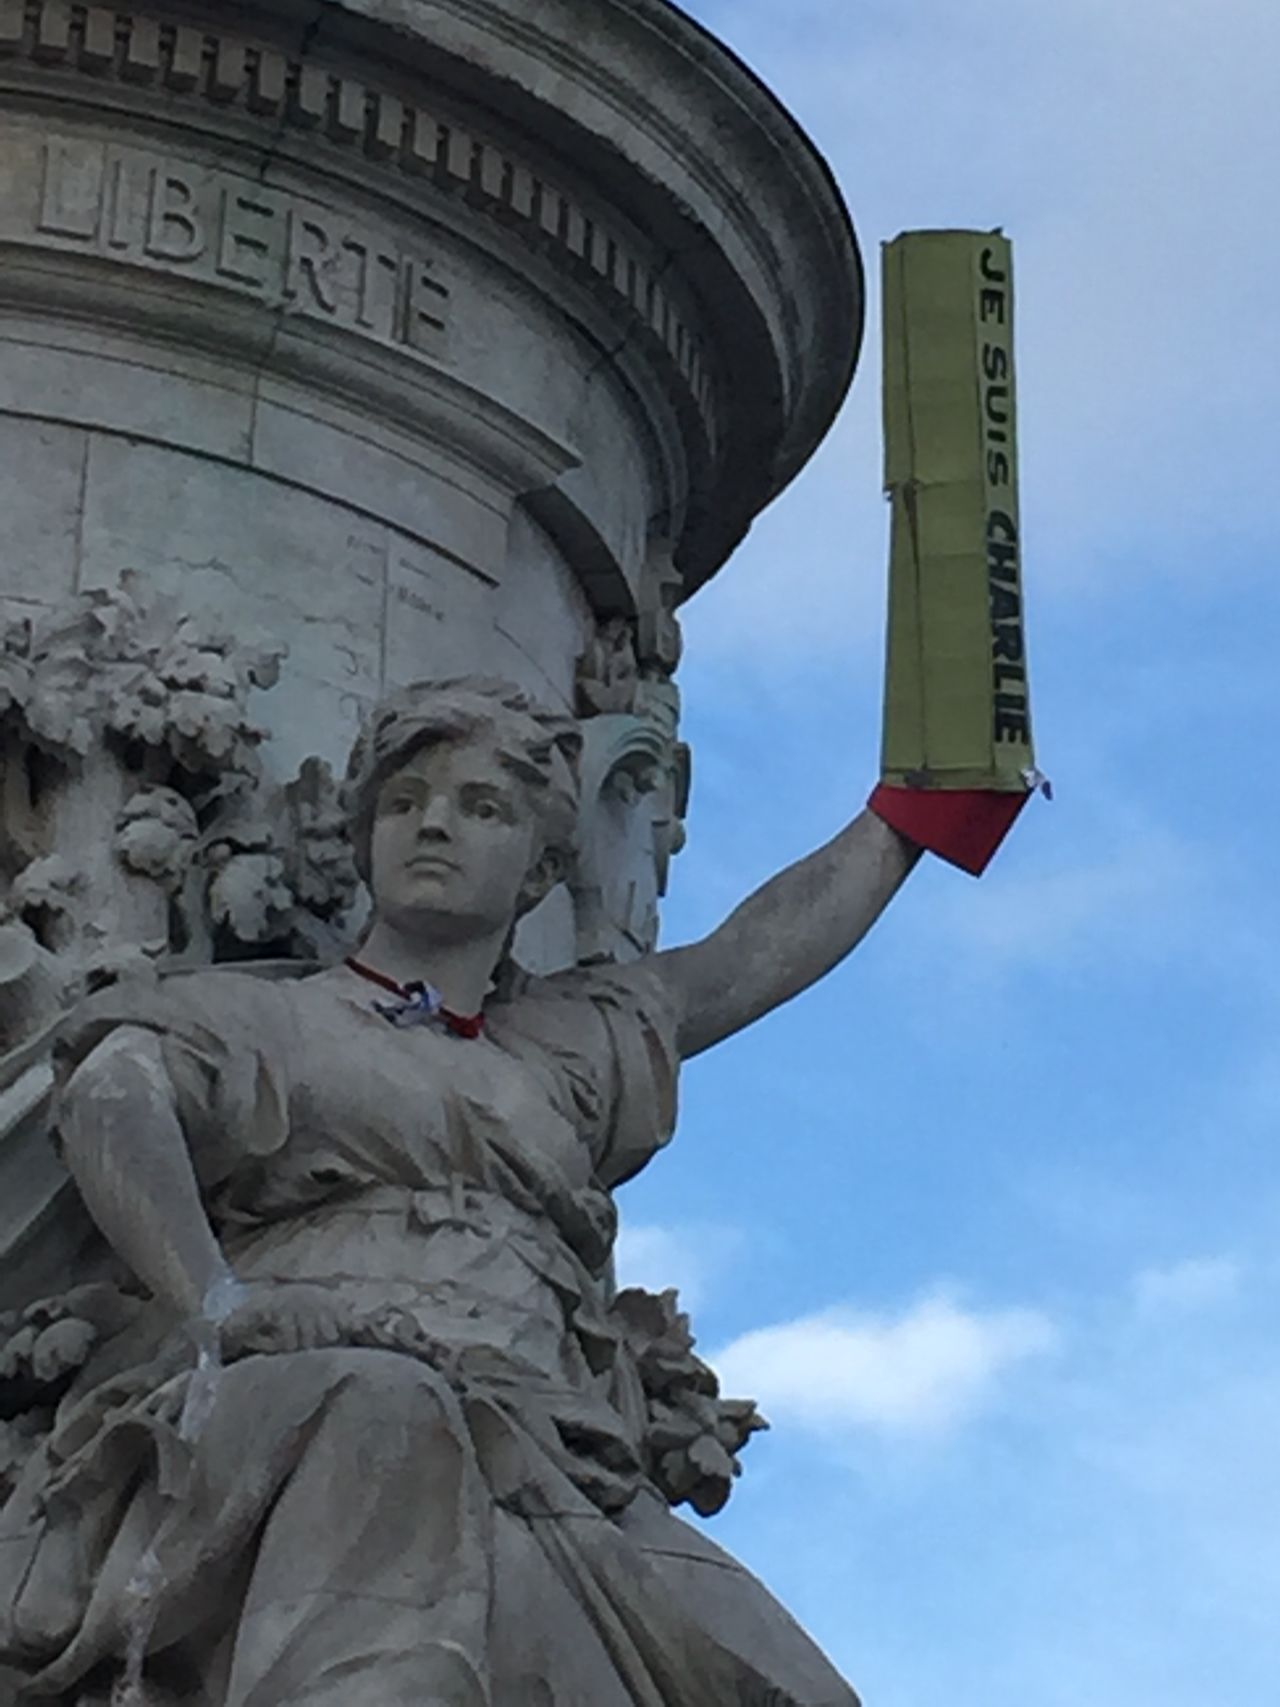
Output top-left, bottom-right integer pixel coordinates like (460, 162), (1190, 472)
(221, 1281), (363, 1360)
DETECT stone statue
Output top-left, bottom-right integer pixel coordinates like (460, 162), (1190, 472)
(0, 675), (918, 1706)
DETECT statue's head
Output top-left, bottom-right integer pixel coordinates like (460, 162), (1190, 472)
(343, 679), (582, 940)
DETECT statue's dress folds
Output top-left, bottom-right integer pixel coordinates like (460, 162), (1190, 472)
(0, 967), (856, 1706)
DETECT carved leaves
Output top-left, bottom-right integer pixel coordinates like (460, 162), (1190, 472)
(114, 788), (199, 893)
(207, 847), (294, 947)
(612, 1285), (767, 1517)
(0, 574), (280, 779)
(205, 758), (359, 957)
(0, 574), (364, 1041)
(0, 1283), (142, 1503)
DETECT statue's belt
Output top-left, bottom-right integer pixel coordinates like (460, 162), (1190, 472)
(289, 1179), (510, 1239)
(225, 1177), (615, 1279)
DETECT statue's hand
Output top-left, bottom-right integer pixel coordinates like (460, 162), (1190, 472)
(221, 1281), (363, 1359)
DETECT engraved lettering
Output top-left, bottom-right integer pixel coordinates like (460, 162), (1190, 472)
(395, 583), (443, 619)
(217, 189), (275, 286)
(343, 237), (373, 328)
(405, 261), (448, 350)
(105, 157), (133, 251)
(38, 140), (105, 240)
(22, 136), (449, 357)
(146, 167), (205, 261)
(285, 209), (338, 313)
(373, 250), (399, 337)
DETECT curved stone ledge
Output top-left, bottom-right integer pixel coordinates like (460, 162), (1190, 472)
(0, 0), (862, 591)
(320, 0), (865, 577)
(0, 3), (717, 459)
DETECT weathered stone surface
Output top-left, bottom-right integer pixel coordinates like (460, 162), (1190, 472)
(0, 2), (875, 1700)
(0, 0), (860, 963)
(0, 417), (85, 605)
(0, 676), (918, 1703)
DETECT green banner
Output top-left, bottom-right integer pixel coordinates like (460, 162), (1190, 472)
(881, 230), (1034, 792)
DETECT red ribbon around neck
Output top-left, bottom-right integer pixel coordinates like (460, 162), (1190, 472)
(344, 957), (486, 1039)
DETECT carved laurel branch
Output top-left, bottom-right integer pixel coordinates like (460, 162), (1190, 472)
(0, 578), (358, 1016)
(611, 1285), (767, 1518)
(0, 0), (716, 443)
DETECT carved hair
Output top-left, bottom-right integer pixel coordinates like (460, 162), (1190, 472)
(342, 678), (583, 893)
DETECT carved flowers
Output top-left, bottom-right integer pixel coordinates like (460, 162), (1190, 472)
(612, 1285), (767, 1517)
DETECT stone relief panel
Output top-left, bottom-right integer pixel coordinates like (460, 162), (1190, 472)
(0, 573), (365, 1054)
(0, 83), (699, 621)
(499, 507), (594, 708)
(0, 115), (690, 614)
(76, 436), (388, 777)
(0, 422), (561, 772)
(0, 416), (85, 606)
(0, 578), (738, 1517)
(0, 546), (681, 1014)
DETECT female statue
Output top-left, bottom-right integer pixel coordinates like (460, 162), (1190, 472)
(0, 678), (920, 1706)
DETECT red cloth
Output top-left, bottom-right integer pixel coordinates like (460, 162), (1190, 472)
(869, 783), (1028, 877)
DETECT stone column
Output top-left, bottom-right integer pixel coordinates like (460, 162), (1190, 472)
(0, 0), (861, 968)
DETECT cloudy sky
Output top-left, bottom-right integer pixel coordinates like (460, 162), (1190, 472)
(615, 2), (1280, 1702)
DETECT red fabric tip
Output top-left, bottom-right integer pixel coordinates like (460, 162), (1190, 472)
(869, 783), (1029, 877)
(442, 1010), (485, 1040)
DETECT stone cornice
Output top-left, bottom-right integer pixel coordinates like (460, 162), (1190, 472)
(317, 0), (865, 568)
(0, 0), (863, 590)
(0, 0), (716, 456)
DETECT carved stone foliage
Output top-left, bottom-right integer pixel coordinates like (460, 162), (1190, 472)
(0, 588), (771, 1592)
(612, 1286), (767, 1518)
(205, 756), (361, 962)
(0, 574), (359, 1045)
(575, 617), (640, 718)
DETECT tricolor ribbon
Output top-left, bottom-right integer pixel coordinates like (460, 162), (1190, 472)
(345, 958), (485, 1039)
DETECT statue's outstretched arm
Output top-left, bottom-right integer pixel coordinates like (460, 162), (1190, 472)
(59, 1028), (235, 1320)
(655, 808), (921, 1060)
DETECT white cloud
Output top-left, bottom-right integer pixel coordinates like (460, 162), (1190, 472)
(1134, 1256), (1243, 1316)
(613, 1220), (743, 1312)
(702, 1255), (1280, 1704)
(712, 1290), (1058, 1436)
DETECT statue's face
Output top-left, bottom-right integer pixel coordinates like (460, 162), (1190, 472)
(369, 739), (541, 941)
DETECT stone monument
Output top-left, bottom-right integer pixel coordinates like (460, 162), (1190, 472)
(0, 3), (902, 1703)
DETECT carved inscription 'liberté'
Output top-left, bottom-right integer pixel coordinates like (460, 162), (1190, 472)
(35, 138), (448, 353)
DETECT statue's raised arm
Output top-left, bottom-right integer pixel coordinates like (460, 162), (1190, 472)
(654, 806), (921, 1059)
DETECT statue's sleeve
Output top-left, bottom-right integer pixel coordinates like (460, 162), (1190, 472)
(537, 962), (681, 1190)
(54, 970), (293, 1190)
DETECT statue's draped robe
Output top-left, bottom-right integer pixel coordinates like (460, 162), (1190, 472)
(0, 967), (856, 1706)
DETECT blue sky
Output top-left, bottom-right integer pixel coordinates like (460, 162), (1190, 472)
(614, 2), (1280, 1702)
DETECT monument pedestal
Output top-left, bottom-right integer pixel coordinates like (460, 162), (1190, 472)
(0, 6), (867, 1703)
(0, 0), (860, 966)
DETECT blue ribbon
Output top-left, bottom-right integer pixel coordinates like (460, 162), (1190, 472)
(372, 981), (445, 1028)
